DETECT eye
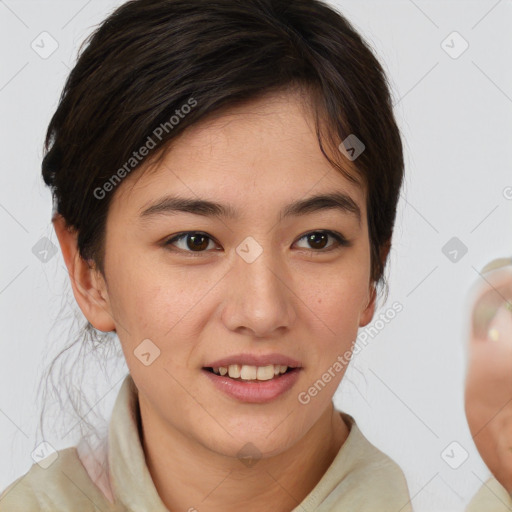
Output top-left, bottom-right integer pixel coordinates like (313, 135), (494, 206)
(164, 232), (218, 255)
(163, 229), (350, 256)
(294, 230), (350, 252)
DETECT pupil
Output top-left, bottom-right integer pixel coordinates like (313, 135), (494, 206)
(188, 234), (208, 251)
(308, 232), (327, 250)
(186, 233), (328, 252)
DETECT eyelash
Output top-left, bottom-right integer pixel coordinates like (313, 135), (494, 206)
(163, 230), (350, 257)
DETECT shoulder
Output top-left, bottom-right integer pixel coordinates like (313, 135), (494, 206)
(0, 447), (118, 512)
(466, 476), (512, 512)
(322, 412), (413, 511)
(0, 473), (40, 511)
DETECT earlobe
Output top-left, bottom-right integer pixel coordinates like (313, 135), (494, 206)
(52, 214), (116, 332)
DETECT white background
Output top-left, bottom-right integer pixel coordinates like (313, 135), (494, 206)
(1, 1), (511, 510)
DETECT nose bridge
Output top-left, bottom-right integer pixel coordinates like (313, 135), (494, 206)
(225, 235), (293, 335)
(239, 244), (282, 296)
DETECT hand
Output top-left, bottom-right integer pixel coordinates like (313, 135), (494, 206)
(465, 259), (512, 493)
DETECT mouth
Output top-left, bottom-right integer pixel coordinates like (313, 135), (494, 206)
(203, 364), (298, 382)
(201, 364), (302, 403)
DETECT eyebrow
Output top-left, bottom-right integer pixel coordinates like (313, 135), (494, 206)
(139, 191), (361, 226)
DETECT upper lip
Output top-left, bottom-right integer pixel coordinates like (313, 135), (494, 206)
(204, 353), (302, 369)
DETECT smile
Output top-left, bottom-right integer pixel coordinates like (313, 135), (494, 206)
(202, 366), (302, 403)
(206, 364), (292, 381)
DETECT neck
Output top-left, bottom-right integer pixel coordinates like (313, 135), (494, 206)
(139, 398), (350, 512)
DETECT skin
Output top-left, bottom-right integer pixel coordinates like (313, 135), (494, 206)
(465, 265), (512, 494)
(54, 89), (384, 512)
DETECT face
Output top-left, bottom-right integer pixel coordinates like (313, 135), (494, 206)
(81, 90), (376, 458)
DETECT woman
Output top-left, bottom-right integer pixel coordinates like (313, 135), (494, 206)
(5, 0), (501, 509)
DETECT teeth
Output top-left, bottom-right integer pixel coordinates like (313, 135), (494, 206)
(256, 365), (275, 380)
(228, 364), (241, 379)
(241, 365), (257, 380)
(213, 364), (290, 380)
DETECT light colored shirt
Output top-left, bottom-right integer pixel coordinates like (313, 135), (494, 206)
(0, 374), (412, 511)
(466, 476), (512, 511)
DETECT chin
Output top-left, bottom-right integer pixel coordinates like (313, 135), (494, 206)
(201, 426), (298, 460)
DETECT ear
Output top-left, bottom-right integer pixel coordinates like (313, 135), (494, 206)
(53, 214), (116, 332)
(359, 284), (377, 328)
(359, 240), (391, 328)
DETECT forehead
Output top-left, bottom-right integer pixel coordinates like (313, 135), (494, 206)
(111, 89), (366, 218)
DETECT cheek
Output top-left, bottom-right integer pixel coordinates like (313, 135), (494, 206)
(298, 237), (371, 318)
(303, 270), (368, 327)
(106, 258), (221, 342)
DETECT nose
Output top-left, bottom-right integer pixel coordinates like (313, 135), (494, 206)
(221, 241), (296, 338)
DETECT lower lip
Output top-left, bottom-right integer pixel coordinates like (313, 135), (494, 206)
(202, 368), (302, 403)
